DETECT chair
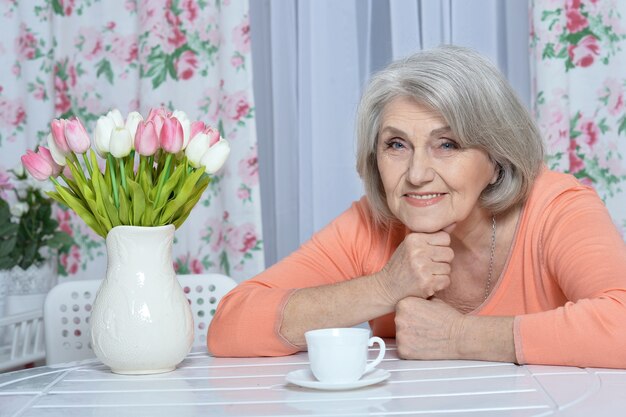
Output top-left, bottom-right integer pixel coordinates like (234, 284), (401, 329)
(0, 309), (45, 372)
(43, 279), (101, 365)
(43, 274), (236, 364)
(178, 273), (237, 347)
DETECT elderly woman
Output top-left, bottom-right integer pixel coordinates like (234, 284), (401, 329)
(208, 45), (626, 368)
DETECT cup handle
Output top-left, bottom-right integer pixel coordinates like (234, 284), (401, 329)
(364, 336), (386, 374)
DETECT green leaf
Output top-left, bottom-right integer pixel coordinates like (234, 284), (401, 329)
(64, 160), (89, 201)
(96, 58), (114, 84)
(159, 168), (206, 223)
(0, 222), (19, 236)
(45, 231), (74, 251)
(166, 54), (178, 80)
(21, 243), (37, 267)
(47, 190), (69, 208)
(92, 168), (120, 229)
(128, 179), (146, 226)
(52, 184), (106, 238)
(170, 175), (210, 227)
(118, 186), (130, 224)
(0, 236), (17, 257)
(51, 0), (64, 15)
(618, 115), (626, 136)
(152, 162), (186, 213)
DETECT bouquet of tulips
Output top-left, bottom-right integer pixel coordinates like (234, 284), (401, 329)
(21, 108), (230, 238)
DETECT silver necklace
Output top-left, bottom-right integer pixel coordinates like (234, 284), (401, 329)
(484, 215), (497, 301)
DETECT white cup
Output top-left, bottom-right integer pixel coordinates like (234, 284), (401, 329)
(304, 328), (386, 383)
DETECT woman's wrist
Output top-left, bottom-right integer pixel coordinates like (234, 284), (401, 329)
(457, 315), (516, 362)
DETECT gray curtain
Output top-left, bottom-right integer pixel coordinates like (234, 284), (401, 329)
(250, 0), (530, 266)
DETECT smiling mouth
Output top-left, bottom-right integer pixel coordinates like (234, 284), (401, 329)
(405, 193), (445, 200)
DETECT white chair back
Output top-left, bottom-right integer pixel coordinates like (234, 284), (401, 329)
(43, 279), (101, 365)
(43, 274), (237, 364)
(178, 273), (237, 347)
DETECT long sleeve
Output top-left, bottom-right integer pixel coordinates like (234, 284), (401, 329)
(207, 198), (400, 357)
(506, 174), (626, 368)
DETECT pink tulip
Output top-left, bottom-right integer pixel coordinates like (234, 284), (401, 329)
(22, 150), (54, 181)
(190, 120), (205, 140)
(64, 117), (91, 154)
(38, 146), (63, 177)
(134, 121), (160, 156)
(50, 119), (71, 154)
(147, 107), (170, 122)
(160, 117), (184, 153)
(62, 164), (73, 179)
(206, 126), (221, 146)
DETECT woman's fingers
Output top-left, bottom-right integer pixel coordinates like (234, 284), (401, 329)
(376, 231), (454, 303)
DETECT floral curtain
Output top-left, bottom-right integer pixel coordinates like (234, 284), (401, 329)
(531, 0), (626, 237)
(0, 0), (264, 283)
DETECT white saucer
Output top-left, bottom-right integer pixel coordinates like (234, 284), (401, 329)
(285, 368), (390, 390)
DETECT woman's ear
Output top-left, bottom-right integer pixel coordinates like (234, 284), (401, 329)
(489, 162), (501, 185)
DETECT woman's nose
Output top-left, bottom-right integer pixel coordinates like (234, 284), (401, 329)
(407, 150), (435, 185)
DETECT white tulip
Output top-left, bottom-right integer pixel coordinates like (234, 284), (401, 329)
(107, 108), (125, 127)
(200, 139), (230, 175)
(109, 127), (133, 158)
(125, 111), (144, 142)
(94, 115), (115, 157)
(47, 133), (67, 166)
(184, 133), (210, 167)
(172, 110), (191, 149)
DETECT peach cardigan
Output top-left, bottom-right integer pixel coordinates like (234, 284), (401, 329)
(208, 168), (626, 368)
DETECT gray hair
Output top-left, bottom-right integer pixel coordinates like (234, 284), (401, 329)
(355, 45), (545, 225)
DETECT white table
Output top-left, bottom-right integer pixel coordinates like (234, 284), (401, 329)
(1, 341), (626, 416)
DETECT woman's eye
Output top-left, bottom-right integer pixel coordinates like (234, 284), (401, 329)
(385, 139), (405, 150)
(440, 140), (459, 150)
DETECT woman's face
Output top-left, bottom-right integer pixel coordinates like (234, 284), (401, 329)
(376, 97), (498, 233)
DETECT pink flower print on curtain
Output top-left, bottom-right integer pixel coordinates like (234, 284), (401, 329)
(568, 35), (599, 67)
(175, 50), (198, 80)
(232, 15), (251, 54)
(0, 0), (263, 282)
(224, 91), (252, 123)
(531, 0), (626, 236)
(537, 0), (622, 71)
(237, 145), (258, 203)
(75, 28), (104, 61)
(600, 78), (625, 116)
(60, 245), (81, 276)
(0, 98), (26, 145)
(15, 23), (39, 60)
(201, 212), (262, 276)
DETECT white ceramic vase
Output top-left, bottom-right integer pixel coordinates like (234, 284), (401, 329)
(90, 225), (193, 374)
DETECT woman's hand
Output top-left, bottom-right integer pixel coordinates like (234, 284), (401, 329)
(394, 297), (465, 360)
(394, 297), (516, 362)
(375, 231), (453, 305)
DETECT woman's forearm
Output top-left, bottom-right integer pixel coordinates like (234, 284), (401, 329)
(279, 273), (394, 347)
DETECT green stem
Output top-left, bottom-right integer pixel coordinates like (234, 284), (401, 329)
(107, 154), (120, 208)
(127, 150), (135, 179)
(59, 173), (82, 199)
(148, 155), (154, 184)
(68, 154), (88, 187)
(119, 159), (128, 195)
(82, 153), (93, 177)
(154, 153), (173, 208)
(137, 156), (145, 184)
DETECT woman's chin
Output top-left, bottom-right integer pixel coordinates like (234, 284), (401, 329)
(406, 222), (455, 234)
